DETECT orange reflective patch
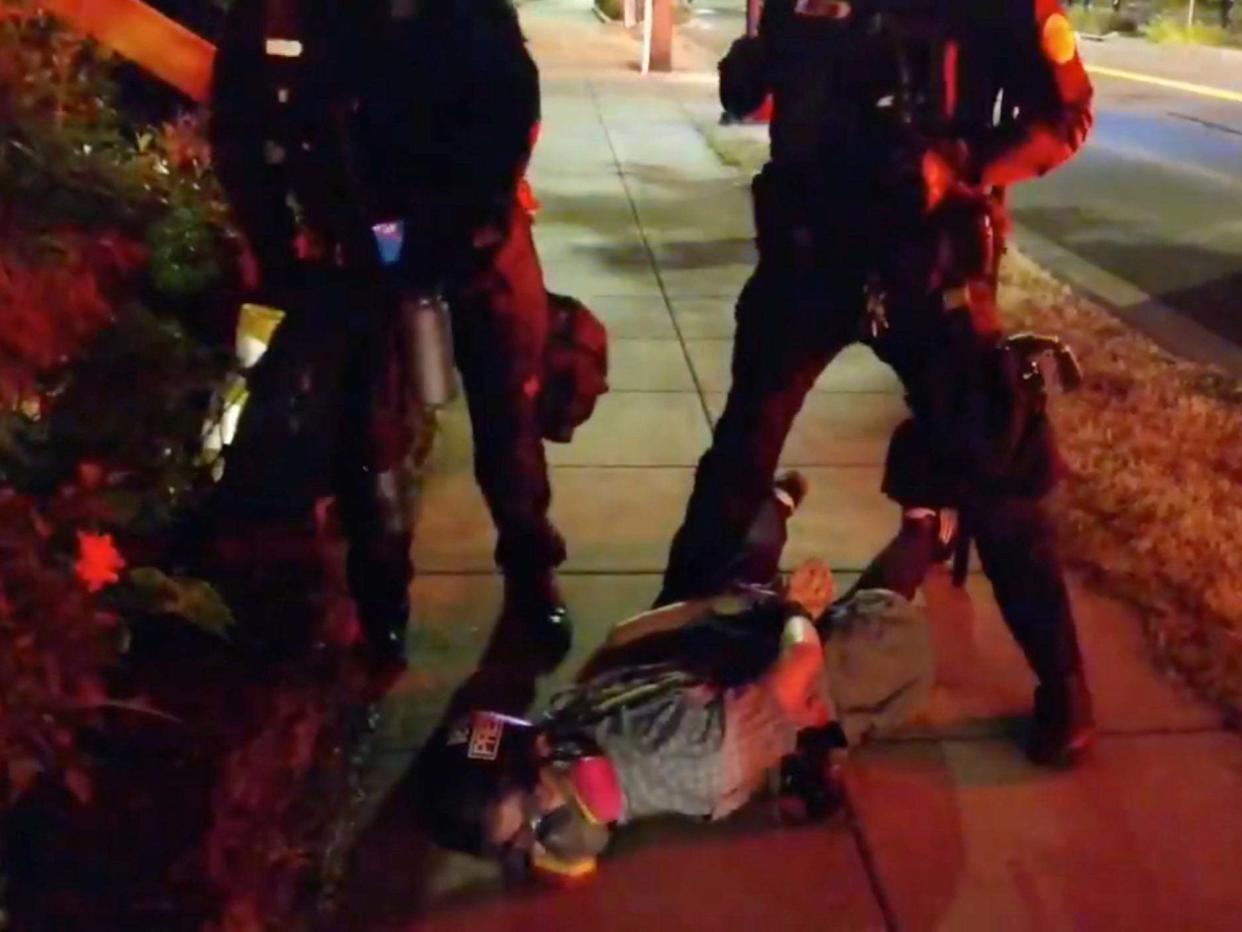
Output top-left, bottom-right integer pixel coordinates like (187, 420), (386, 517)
(1041, 13), (1077, 66)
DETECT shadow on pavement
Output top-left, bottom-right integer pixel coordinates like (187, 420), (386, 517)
(591, 236), (757, 270)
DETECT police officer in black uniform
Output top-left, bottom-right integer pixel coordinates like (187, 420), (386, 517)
(209, 0), (572, 672)
(656, 0), (1096, 764)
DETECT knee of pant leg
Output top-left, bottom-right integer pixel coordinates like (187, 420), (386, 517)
(694, 444), (773, 535)
(496, 519), (565, 574)
(880, 601), (936, 727)
(710, 370), (812, 477)
(734, 266), (804, 347)
(471, 420), (551, 501)
(974, 497), (1060, 581)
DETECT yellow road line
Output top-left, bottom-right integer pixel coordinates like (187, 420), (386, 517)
(1088, 64), (1242, 104)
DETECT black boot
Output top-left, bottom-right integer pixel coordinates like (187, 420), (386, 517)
(504, 571), (573, 667)
(1027, 673), (1095, 767)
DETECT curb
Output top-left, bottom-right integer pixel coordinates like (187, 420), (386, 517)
(1012, 224), (1242, 379)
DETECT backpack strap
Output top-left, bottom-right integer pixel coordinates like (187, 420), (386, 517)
(543, 665), (701, 733)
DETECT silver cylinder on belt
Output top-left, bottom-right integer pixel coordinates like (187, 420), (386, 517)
(402, 292), (459, 407)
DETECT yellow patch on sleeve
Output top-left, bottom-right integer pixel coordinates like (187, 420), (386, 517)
(1041, 13), (1078, 66)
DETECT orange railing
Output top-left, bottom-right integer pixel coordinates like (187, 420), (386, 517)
(41, 0), (216, 102)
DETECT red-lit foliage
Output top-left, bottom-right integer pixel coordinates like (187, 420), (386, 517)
(0, 232), (146, 403)
(0, 490), (120, 806)
(0, 7), (382, 930)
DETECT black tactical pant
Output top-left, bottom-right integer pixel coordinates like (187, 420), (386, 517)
(657, 246), (1085, 687)
(216, 209), (564, 648)
(343, 206), (567, 643)
(209, 269), (412, 649)
(339, 214), (570, 646)
(447, 208), (566, 579)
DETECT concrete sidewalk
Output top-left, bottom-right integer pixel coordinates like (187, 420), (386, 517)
(339, 3), (1242, 929)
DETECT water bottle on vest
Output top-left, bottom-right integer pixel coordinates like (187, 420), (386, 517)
(403, 292), (459, 407)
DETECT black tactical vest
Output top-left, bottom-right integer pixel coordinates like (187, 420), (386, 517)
(256, 0), (380, 267)
(762, 0), (1018, 201)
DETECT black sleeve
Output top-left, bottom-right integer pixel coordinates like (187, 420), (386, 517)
(208, 0), (298, 283)
(719, 0), (788, 117)
(374, 5), (539, 228)
(969, 0), (1093, 185)
(466, 11), (541, 196)
(719, 36), (768, 117)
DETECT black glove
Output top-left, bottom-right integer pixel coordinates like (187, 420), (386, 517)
(719, 36), (768, 118)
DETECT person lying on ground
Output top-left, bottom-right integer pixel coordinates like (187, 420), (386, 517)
(416, 476), (933, 883)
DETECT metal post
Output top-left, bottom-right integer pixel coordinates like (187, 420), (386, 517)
(649, 0), (674, 72)
(641, 0), (653, 73)
(746, 0), (762, 35)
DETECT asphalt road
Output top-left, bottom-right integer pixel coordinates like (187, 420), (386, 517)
(680, 9), (1242, 371)
(1012, 39), (1242, 369)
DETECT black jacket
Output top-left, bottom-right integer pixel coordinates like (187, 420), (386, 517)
(720, 0), (1093, 206)
(209, 0), (540, 283)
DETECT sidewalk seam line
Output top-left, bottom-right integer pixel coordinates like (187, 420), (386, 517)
(842, 789), (904, 932)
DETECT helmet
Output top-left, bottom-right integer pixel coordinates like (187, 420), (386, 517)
(416, 711), (542, 857)
(417, 710), (618, 877)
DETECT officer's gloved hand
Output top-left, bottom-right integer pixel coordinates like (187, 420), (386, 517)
(921, 139), (973, 213)
(719, 36), (767, 119)
(723, 34), (763, 66)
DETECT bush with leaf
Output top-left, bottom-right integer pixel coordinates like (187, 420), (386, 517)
(1, 0), (233, 802)
(0, 489), (122, 807)
(0, 5), (389, 929)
